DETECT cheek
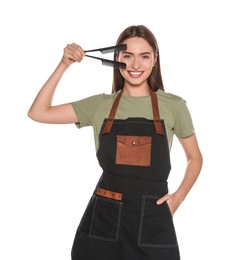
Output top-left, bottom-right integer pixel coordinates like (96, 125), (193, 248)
(119, 68), (127, 78)
(144, 61), (155, 71)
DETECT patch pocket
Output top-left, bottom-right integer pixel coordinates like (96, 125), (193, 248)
(137, 195), (178, 248)
(77, 195), (95, 235)
(89, 195), (123, 242)
(116, 135), (152, 166)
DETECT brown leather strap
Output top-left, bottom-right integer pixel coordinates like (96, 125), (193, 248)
(102, 88), (164, 135)
(149, 88), (164, 135)
(102, 90), (123, 134)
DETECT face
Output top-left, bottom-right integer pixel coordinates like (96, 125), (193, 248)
(117, 37), (156, 89)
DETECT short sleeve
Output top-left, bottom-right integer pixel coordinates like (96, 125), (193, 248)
(70, 94), (104, 128)
(173, 99), (195, 138)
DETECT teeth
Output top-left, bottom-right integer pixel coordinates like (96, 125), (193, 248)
(130, 72), (142, 76)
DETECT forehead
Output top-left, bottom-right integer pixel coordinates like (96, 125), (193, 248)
(122, 37), (153, 53)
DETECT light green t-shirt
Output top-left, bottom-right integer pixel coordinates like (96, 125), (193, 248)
(71, 89), (195, 151)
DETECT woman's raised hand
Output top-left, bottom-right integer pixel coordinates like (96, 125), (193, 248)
(61, 43), (85, 66)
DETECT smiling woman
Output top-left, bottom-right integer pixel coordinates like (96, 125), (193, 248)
(27, 25), (203, 260)
(113, 25), (163, 94)
(117, 37), (157, 94)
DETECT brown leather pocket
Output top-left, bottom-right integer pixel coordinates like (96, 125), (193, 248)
(116, 135), (152, 166)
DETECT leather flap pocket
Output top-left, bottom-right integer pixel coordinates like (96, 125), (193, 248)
(117, 135), (152, 147)
(116, 135), (152, 167)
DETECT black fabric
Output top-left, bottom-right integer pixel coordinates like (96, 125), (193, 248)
(71, 95), (180, 259)
(97, 118), (171, 181)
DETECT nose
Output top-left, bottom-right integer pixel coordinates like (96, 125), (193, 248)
(131, 57), (141, 69)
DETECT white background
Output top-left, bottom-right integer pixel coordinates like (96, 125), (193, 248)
(1, 0), (247, 259)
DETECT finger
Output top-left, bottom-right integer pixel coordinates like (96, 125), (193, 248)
(68, 43), (84, 57)
(156, 194), (171, 205)
(71, 43), (85, 57)
(65, 48), (81, 62)
(66, 43), (84, 62)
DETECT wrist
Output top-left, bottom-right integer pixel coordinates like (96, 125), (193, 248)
(59, 59), (71, 70)
(54, 61), (71, 76)
(174, 190), (187, 204)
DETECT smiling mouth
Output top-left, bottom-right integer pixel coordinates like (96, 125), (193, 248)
(128, 71), (144, 78)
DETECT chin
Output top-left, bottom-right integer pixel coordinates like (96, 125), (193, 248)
(127, 80), (147, 87)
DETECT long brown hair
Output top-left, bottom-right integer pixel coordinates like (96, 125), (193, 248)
(112, 25), (164, 93)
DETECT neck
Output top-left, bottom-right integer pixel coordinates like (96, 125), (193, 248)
(122, 85), (150, 97)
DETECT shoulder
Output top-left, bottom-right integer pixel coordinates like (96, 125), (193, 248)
(71, 92), (117, 106)
(156, 89), (186, 109)
(157, 89), (184, 101)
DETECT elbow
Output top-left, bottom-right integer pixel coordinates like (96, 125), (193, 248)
(198, 154), (203, 170)
(27, 108), (42, 122)
(199, 151), (203, 165)
(194, 151), (203, 165)
(195, 152), (203, 171)
(188, 152), (203, 170)
(27, 110), (37, 122)
(27, 109), (35, 120)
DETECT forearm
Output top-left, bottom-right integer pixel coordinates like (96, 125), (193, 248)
(28, 61), (68, 118)
(175, 155), (203, 203)
(28, 43), (84, 124)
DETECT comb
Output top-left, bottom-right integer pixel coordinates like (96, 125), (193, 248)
(84, 44), (127, 69)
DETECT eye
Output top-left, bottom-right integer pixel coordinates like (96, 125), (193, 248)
(123, 54), (132, 59)
(142, 55), (150, 59)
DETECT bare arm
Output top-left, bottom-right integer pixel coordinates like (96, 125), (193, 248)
(27, 43), (85, 124)
(157, 133), (203, 215)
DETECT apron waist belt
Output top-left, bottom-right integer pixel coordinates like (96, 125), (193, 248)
(94, 173), (168, 202)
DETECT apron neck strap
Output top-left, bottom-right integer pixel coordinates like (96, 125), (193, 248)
(102, 88), (164, 135)
(102, 90), (123, 134)
(149, 88), (165, 135)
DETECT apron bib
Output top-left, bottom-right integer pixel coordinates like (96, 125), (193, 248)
(71, 89), (180, 260)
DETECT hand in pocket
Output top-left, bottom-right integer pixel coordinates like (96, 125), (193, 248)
(156, 193), (182, 216)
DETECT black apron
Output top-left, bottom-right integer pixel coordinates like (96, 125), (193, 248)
(71, 89), (180, 260)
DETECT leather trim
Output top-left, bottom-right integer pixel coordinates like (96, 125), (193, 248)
(96, 188), (123, 201)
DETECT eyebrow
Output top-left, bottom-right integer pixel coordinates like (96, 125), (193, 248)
(122, 51), (152, 55)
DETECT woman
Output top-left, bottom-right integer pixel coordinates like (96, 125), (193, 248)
(28, 25), (203, 260)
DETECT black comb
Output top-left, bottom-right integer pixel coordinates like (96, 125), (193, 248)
(85, 44), (127, 69)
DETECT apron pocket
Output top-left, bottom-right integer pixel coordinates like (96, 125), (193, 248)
(77, 195), (95, 235)
(116, 135), (152, 166)
(137, 195), (178, 248)
(88, 195), (123, 242)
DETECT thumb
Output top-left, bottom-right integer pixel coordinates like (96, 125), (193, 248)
(156, 194), (171, 205)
